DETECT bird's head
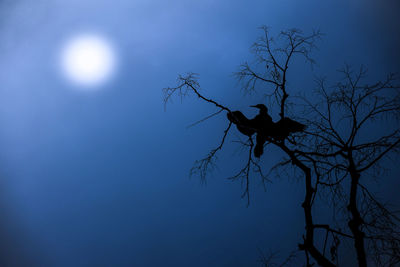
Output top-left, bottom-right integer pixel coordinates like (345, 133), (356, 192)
(250, 104), (268, 111)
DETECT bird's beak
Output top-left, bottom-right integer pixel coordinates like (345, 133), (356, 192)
(250, 105), (257, 108)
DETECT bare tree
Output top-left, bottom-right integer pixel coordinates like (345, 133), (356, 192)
(163, 27), (400, 266)
(299, 66), (400, 266)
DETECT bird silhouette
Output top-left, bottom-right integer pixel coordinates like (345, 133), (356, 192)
(227, 104), (306, 158)
(249, 104), (274, 158)
(249, 104), (273, 129)
(227, 111), (255, 137)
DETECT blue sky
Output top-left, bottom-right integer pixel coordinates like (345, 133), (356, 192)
(0, 0), (399, 266)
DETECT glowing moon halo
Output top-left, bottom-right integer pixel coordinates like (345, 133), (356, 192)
(60, 34), (116, 88)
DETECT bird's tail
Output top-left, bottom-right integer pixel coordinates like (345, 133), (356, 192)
(254, 134), (267, 158)
(254, 143), (264, 158)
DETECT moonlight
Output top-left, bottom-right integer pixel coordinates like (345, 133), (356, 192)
(60, 34), (116, 88)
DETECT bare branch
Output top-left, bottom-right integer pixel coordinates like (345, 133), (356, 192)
(190, 122), (232, 182)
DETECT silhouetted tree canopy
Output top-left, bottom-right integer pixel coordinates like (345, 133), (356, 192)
(163, 27), (400, 266)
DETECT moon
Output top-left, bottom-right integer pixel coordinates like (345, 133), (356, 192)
(60, 34), (116, 88)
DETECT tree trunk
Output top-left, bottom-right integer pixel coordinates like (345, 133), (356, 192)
(348, 156), (367, 267)
(282, 145), (335, 267)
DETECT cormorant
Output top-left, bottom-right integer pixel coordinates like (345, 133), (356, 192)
(249, 104), (273, 129)
(227, 111), (255, 137)
(250, 104), (274, 158)
(249, 104), (306, 156)
(227, 104), (306, 158)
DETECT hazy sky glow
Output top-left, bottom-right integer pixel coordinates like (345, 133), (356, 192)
(0, 0), (399, 266)
(60, 34), (116, 87)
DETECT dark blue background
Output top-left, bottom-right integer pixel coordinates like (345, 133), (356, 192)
(0, 0), (399, 265)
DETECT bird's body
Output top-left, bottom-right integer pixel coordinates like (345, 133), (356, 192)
(249, 104), (306, 157)
(249, 104), (274, 158)
(249, 104), (273, 132)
